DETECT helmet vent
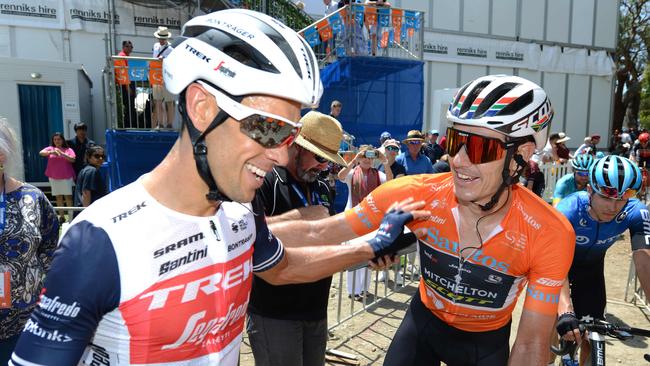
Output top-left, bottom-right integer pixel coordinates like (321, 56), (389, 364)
(496, 90), (533, 116)
(475, 82), (518, 117)
(451, 83), (471, 110)
(459, 81), (490, 116)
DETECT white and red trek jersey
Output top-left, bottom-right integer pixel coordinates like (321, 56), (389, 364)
(10, 177), (285, 365)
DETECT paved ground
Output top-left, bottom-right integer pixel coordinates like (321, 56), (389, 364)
(240, 232), (650, 365)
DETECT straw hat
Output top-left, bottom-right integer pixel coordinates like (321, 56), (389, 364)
(294, 111), (348, 167)
(556, 132), (571, 143)
(154, 26), (172, 39)
(402, 130), (425, 143)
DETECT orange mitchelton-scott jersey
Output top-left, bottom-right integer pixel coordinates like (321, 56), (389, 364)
(344, 173), (575, 332)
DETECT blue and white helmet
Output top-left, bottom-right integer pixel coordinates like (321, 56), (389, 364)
(589, 155), (642, 198)
(571, 154), (594, 172)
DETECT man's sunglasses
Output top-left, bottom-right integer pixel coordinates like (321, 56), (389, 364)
(407, 141), (421, 145)
(575, 171), (589, 177)
(198, 81), (301, 148)
(446, 127), (507, 164)
(596, 185), (637, 200)
(385, 146), (399, 151)
(313, 152), (328, 164)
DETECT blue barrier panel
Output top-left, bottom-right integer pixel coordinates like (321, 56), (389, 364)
(105, 129), (178, 191)
(319, 57), (424, 146)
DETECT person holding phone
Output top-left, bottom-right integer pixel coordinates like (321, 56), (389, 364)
(337, 145), (391, 299)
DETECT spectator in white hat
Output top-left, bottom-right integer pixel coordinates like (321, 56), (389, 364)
(152, 26), (175, 128)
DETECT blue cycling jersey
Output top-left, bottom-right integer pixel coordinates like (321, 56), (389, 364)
(556, 191), (650, 263)
(553, 173), (586, 200)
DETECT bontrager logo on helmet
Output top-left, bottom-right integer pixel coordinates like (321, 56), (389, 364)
(447, 75), (553, 149)
(163, 9), (322, 107)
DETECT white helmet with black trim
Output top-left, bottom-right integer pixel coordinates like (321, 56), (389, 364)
(447, 75), (553, 149)
(163, 8), (322, 107)
(163, 9), (323, 202)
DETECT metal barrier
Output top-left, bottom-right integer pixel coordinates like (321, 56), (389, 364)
(540, 162), (571, 202)
(299, 4), (424, 68)
(328, 237), (419, 331)
(625, 259), (650, 313)
(104, 56), (177, 130)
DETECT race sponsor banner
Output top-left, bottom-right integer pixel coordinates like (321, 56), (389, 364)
(0, 0), (64, 29)
(0, 0), (190, 35)
(317, 18), (332, 42)
(66, 0), (131, 33)
(423, 32), (615, 76)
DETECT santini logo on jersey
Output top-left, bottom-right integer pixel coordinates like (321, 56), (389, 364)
(159, 246), (208, 275)
(154, 232), (205, 258)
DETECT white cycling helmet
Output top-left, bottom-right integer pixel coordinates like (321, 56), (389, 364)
(447, 75), (553, 149)
(163, 9), (322, 107)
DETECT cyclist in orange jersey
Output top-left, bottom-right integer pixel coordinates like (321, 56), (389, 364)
(270, 75), (575, 365)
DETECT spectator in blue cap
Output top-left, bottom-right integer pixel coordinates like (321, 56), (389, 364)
(380, 131), (392, 146)
(423, 129), (444, 164)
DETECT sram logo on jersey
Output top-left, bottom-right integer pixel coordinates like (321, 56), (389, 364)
(119, 248), (254, 363)
(154, 232), (205, 258)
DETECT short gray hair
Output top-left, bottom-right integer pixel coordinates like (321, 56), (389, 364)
(0, 117), (19, 175)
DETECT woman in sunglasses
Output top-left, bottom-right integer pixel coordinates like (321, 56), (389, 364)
(552, 154), (594, 207)
(555, 155), (650, 365)
(378, 139), (406, 179)
(73, 145), (107, 208)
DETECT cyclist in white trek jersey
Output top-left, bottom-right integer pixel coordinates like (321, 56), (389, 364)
(10, 9), (424, 366)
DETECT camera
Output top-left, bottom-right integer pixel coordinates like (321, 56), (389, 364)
(364, 150), (376, 159)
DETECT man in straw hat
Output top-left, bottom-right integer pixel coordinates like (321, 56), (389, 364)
(152, 26), (175, 128)
(247, 111), (349, 365)
(396, 129), (434, 175)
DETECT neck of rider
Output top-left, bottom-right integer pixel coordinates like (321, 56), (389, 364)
(143, 86), (222, 217)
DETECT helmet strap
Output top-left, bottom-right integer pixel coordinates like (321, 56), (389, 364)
(178, 90), (244, 202)
(477, 141), (527, 211)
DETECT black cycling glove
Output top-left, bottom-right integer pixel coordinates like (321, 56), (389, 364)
(556, 312), (580, 336)
(368, 209), (416, 258)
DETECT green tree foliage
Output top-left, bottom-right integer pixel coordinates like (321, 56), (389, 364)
(614, 0), (649, 130)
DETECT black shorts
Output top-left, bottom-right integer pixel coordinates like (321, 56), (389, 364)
(568, 257), (606, 320)
(384, 291), (511, 366)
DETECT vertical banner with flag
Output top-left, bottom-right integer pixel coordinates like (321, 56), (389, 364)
(378, 7), (390, 27)
(114, 59), (130, 85)
(303, 26), (320, 47)
(404, 10), (416, 29)
(148, 60), (163, 86)
(330, 11), (343, 34)
(380, 30), (389, 48)
(317, 19), (333, 42)
(364, 6), (377, 27)
(392, 8), (403, 44)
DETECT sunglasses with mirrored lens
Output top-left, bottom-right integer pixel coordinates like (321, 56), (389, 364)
(386, 146), (399, 151)
(408, 141), (421, 145)
(446, 127), (507, 164)
(597, 186), (636, 200)
(313, 153), (328, 164)
(197, 81), (301, 148)
(575, 171), (589, 177)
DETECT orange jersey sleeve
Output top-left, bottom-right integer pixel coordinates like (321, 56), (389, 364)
(343, 175), (429, 236)
(521, 197), (575, 315)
